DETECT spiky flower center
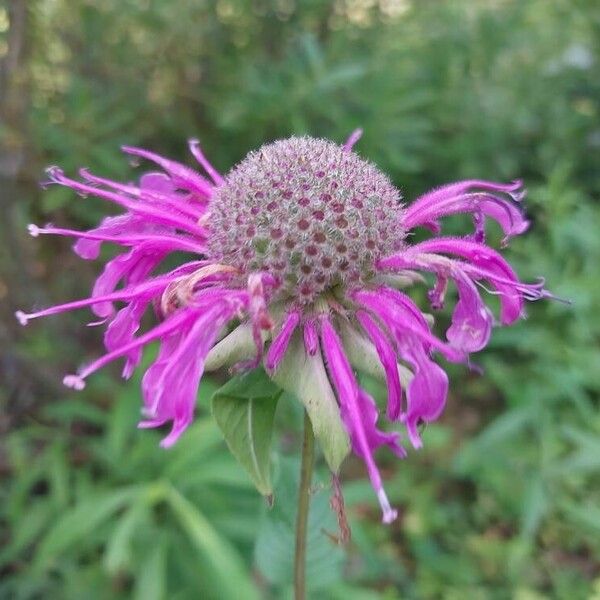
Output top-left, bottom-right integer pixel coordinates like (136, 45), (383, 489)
(208, 136), (405, 303)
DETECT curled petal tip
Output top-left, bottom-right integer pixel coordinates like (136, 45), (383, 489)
(86, 318), (108, 327)
(15, 310), (29, 326)
(159, 425), (187, 449)
(377, 489), (398, 524)
(45, 165), (63, 179)
(63, 374), (85, 390)
(406, 422), (424, 449)
(467, 359), (485, 375)
(27, 224), (40, 237)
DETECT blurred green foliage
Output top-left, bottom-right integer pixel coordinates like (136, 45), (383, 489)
(1, 0), (599, 598)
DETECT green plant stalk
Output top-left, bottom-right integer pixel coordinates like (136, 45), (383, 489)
(294, 410), (315, 600)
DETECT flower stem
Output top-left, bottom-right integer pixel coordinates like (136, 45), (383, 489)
(294, 410), (315, 600)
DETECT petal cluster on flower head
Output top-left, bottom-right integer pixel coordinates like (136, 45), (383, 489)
(18, 131), (554, 523)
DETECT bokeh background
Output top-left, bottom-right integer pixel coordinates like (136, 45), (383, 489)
(1, 0), (599, 598)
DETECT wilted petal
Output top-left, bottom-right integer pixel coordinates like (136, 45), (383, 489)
(246, 273), (275, 364)
(303, 319), (319, 356)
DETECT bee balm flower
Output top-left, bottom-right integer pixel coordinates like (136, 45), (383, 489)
(18, 131), (553, 523)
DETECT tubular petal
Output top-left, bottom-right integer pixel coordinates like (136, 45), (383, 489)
(46, 167), (208, 237)
(104, 299), (150, 378)
(343, 128), (363, 151)
(265, 310), (301, 371)
(356, 310), (403, 420)
(352, 289), (464, 363)
(446, 272), (493, 352)
(398, 340), (449, 449)
(188, 139), (225, 186)
(14, 273), (183, 324)
(81, 168), (206, 219)
(140, 303), (231, 446)
(121, 145), (214, 197)
(320, 316), (401, 523)
(405, 238), (524, 324)
(65, 308), (198, 387)
(30, 223), (205, 254)
(90, 247), (168, 317)
(403, 179), (527, 241)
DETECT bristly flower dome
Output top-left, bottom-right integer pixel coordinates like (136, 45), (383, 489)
(18, 130), (556, 523)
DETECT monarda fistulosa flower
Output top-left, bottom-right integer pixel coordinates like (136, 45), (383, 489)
(18, 131), (554, 523)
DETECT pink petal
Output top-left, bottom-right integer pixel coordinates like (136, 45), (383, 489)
(403, 179), (527, 242)
(320, 316), (401, 524)
(398, 339), (449, 449)
(446, 272), (493, 353)
(405, 238), (524, 324)
(356, 310), (403, 421)
(265, 310), (301, 371)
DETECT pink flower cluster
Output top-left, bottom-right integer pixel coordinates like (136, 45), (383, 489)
(18, 132), (553, 522)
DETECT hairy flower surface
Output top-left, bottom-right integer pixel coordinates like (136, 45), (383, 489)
(18, 131), (554, 523)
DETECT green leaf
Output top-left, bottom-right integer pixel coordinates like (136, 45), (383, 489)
(134, 545), (166, 600)
(35, 485), (142, 569)
(520, 476), (548, 539)
(212, 368), (282, 496)
(165, 485), (260, 600)
(272, 332), (350, 473)
(561, 502), (600, 533)
(0, 501), (50, 566)
(254, 457), (345, 591)
(104, 499), (149, 574)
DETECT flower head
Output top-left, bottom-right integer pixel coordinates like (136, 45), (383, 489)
(18, 130), (555, 523)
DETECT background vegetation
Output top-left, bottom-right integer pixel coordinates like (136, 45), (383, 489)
(1, 0), (599, 598)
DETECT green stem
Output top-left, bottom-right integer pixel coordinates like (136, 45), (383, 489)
(294, 410), (315, 600)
